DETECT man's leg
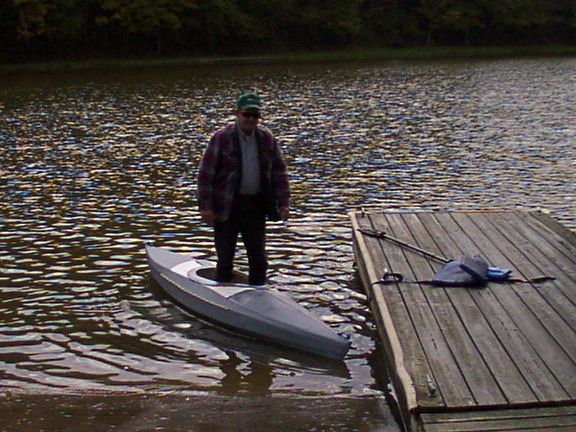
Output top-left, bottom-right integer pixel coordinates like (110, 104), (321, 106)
(214, 217), (239, 282)
(240, 210), (267, 285)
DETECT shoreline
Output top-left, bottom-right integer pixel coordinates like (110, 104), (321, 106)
(1, 45), (575, 73)
(1, 392), (400, 432)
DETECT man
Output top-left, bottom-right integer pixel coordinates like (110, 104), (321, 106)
(197, 93), (290, 286)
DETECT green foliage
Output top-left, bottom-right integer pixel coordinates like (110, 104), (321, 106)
(0, 0), (574, 62)
(11, 0), (53, 41)
(98, 0), (197, 34)
(295, 0), (363, 45)
(193, 0), (254, 52)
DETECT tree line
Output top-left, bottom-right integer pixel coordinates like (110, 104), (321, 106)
(1, 0), (575, 63)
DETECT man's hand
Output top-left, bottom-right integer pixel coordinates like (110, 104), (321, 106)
(201, 209), (215, 226)
(279, 207), (290, 221)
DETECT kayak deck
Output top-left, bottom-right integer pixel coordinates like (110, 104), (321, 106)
(145, 244), (351, 360)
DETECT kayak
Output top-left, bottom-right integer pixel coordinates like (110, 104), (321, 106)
(145, 243), (351, 360)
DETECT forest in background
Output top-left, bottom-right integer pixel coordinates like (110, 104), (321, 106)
(1, 0), (575, 63)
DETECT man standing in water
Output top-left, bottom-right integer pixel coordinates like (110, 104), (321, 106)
(197, 93), (290, 286)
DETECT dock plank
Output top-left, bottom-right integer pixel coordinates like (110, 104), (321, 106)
(437, 218), (571, 401)
(421, 405), (576, 432)
(466, 214), (576, 399)
(383, 212), (507, 407)
(351, 213), (439, 414)
(416, 212), (538, 405)
(489, 212), (576, 308)
(522, 212), (576, 257)
(473, 212), (576, 339)
(439, 212), (576, 400)
(371, 213), (478, 408)
(350, 210), (576, 431)
(362, 213), (447, 409)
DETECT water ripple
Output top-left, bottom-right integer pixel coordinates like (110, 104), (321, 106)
(1, 57), (574, 396)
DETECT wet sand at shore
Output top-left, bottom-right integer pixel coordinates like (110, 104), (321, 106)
(0, 393), (400, 432)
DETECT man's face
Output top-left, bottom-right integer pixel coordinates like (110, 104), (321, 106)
(237, 109), (260, 134)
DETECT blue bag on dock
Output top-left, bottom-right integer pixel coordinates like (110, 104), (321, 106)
(487, 266), (513, 281)
(431, 255), (489, 287)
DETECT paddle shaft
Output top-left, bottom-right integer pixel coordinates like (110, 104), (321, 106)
(358, 228), (450, 264)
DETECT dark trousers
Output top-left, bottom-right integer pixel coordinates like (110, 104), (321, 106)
(214, 195), (268, 285)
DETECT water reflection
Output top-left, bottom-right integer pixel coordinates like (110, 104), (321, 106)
(0, 57), (574, 396)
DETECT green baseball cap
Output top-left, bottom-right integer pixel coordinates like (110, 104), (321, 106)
(237, 93), (261, 111)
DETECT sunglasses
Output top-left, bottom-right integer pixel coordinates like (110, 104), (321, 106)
(241, 111), (260, 119)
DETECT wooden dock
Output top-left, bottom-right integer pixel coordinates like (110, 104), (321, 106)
(350, 210), (576, 432)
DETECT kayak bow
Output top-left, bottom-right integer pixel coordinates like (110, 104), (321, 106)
(145, 243), (351, 360)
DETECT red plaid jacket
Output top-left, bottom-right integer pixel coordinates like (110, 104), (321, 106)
(197, 124), (290, 222)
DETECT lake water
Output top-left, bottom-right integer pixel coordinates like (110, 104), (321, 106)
(1, 57), (575, 427)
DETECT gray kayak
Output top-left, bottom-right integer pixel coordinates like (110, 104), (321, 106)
(145, 243), (351, 360)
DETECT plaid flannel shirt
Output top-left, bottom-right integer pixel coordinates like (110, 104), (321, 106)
(197, 123), (290, 222)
